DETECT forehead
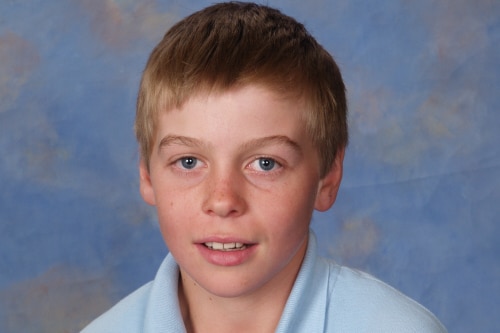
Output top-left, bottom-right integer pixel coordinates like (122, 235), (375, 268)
(154, 84), (312, 145)
(157, 83), (310, 123)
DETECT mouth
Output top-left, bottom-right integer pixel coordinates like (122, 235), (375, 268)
(203, 242), (248, 251)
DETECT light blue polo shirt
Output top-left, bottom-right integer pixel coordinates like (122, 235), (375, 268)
(82, 232), (447, 332)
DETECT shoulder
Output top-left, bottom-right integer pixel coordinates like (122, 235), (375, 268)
(80, 253), (184, 333)
(80, 281), (153, 333)
(324, 260), (447, 332)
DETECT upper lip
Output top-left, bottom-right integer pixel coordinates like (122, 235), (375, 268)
(196, 236), (256, 245)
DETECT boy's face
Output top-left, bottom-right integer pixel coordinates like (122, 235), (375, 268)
(139, 85), (343, 300)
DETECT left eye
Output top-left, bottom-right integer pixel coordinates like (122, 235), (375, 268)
(250, 158), (280, 171)
(177, 157), (198, 169)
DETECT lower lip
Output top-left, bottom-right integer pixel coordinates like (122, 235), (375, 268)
(196, 243), (257, 266)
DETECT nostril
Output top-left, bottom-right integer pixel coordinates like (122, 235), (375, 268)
(203, 191), (246, 217)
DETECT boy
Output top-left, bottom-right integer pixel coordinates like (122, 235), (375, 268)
(82, 2), (447, 332)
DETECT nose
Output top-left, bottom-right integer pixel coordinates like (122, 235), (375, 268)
(202, 169), (247, 218)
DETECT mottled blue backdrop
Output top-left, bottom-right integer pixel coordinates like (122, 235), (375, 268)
(0, 1), (498, 332)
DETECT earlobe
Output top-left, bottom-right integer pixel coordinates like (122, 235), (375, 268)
(314, 148), (345, 212)
(139, 159), (156, 206)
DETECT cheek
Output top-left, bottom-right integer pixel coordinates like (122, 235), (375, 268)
(282, 191), (316, 237)
(154, 184), (193, 215)
(155, 194), (195, 238)
(275, 180), (318, 216)
(261, 190), (315, 234)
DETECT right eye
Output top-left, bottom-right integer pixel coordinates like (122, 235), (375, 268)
(176, 157), (199, 170)
(247, 157), (282, 173)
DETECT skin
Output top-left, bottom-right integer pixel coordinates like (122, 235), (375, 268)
(139, 84), (344, 333)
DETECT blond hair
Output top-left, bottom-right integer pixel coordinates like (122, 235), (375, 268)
(136, 2), (348, 177)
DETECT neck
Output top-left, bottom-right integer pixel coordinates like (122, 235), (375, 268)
(179, 279), (285, 333)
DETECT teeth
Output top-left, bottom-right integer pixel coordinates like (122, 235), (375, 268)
(204, 242), (246, 251)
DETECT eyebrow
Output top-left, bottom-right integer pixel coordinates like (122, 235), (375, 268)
(158, 135), (206, 152)
(241, 135), (303, 156)
(158, 135), (302, 156)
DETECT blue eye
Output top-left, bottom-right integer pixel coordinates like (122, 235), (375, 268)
(180, 157), (198, 169)
(258, 158), (276, 171)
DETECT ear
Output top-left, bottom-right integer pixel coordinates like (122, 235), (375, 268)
(314, 148), (345, 212)
(139, 159), (157, 206)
